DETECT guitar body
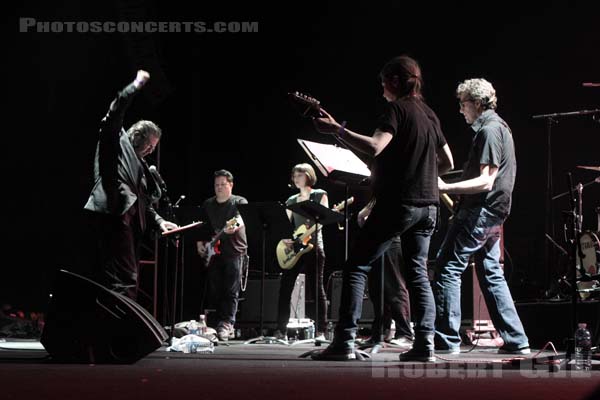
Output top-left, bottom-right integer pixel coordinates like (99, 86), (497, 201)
(198, 217), (238, 267)
(204, 239), (221, 266)
(276, 225), (315, 270)
(275, 197), (354, 270)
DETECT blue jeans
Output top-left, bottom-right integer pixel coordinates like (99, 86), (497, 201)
(334, 202), (437, 352)
(434, 207), (529, 350)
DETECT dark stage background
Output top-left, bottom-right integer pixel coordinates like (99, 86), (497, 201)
(4, 1), (599, 319)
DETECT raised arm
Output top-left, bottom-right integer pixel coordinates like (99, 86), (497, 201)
(312, 108), (392, 157)
(99, 70), (150, 139)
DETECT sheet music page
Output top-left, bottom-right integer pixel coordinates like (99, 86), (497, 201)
(297, 139), (371, 177)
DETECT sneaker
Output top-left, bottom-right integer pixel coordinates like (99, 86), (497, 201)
(498, 346), (530, 355)
(310, 345), (356, 361)
(399, 348), (435, 362)
(389, 337), (414, 348)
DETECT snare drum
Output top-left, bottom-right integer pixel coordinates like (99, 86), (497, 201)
(576, 231), (600, 299)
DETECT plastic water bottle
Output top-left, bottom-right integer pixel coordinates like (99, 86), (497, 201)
(187, 319), (200, 336)
(198, 315), (208, 335)
(574, 323), (592, 371)
(307, 324), (315, 339)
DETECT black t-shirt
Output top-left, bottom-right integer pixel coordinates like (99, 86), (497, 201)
(373, 97), (447, 204)
(459, 110), (516, 217)
(202, 195), (248, 257)
(285, 188), (327, 249)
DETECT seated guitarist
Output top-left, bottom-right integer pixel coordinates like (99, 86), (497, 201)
(196, 169), (248, 341)
(275, 163), (329, 339)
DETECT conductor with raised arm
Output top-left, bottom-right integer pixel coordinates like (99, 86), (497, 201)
(84, 70), (178, 300)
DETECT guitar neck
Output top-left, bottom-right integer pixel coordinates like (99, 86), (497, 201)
(440, 193), (454, 214)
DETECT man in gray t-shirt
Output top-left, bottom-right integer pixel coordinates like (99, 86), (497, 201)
(435, 78), (529, 355)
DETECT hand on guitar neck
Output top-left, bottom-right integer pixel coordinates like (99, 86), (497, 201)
(288, 91), (343, 135)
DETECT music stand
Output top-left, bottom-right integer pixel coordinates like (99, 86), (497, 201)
(237, 202), (293, 345)
(296, 139), (373, 345)
(161, 221), (204, 344)
(287, 200), (343, 346)
(297, 138), (370, 261)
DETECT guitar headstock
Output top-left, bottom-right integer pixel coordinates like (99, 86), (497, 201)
(226, 217), (240, 229)
(333, 197), (354, 212)
(288, 91), (322, 118)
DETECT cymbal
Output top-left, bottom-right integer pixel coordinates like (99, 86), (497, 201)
(577, 165), (600, 172)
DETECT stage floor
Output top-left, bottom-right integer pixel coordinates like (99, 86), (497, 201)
(1, 339), (599, 400)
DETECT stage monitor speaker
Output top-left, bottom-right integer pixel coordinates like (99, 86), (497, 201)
(41, 269), (169, 364)
(237, 274), (305, 323)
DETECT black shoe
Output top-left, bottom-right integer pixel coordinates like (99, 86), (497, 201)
(310, 345), (356, 361)
(399, 348), (435, 362)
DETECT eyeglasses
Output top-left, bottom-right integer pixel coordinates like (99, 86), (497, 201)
(459, 99), (474, 108)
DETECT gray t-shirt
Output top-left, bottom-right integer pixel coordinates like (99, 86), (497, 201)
(459, 110), (516, 217)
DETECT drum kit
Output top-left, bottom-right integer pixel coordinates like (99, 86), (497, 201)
(564, 165), (600, 300)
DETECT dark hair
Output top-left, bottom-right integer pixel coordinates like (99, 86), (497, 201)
(379, 55), (423, 99)
(214, 169), (234, 183)
(127, 120), (162, 140)
(127, 120), (162, 150)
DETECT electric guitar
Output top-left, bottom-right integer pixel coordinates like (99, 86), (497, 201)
(198, 217), (240, 266)
(288, 91), (323, 118)
(276, 197), (354, 270)
(440, 193), (457, 216)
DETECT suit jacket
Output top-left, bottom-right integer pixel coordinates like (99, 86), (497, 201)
(84, 82), (163, 231)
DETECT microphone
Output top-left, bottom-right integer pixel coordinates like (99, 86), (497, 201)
(148, 165), (167, 191)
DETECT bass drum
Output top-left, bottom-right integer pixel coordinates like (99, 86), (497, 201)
(576, 231), (600, 299)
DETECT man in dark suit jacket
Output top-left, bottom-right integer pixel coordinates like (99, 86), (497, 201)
(84, 70), (177, 300)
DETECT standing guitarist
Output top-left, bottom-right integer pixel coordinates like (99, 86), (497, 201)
(434, 78), (529, 355)
(275, 163), (329, 339)
(310, 55), (453, 361)
(197, 169), (248, 341)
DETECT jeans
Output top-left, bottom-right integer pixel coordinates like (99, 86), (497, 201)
(207, 254), (243, 327)
(368, 238), (413, 340)
(334, 202), (437, 352)
(434, 207), (529, 350)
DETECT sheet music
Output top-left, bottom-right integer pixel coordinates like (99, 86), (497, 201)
(297, 139), (371, 178)
(161, 221), (204, 237)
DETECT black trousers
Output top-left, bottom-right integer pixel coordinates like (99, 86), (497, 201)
(277, 246), (328, 332)
(88, 207), (141, 300)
